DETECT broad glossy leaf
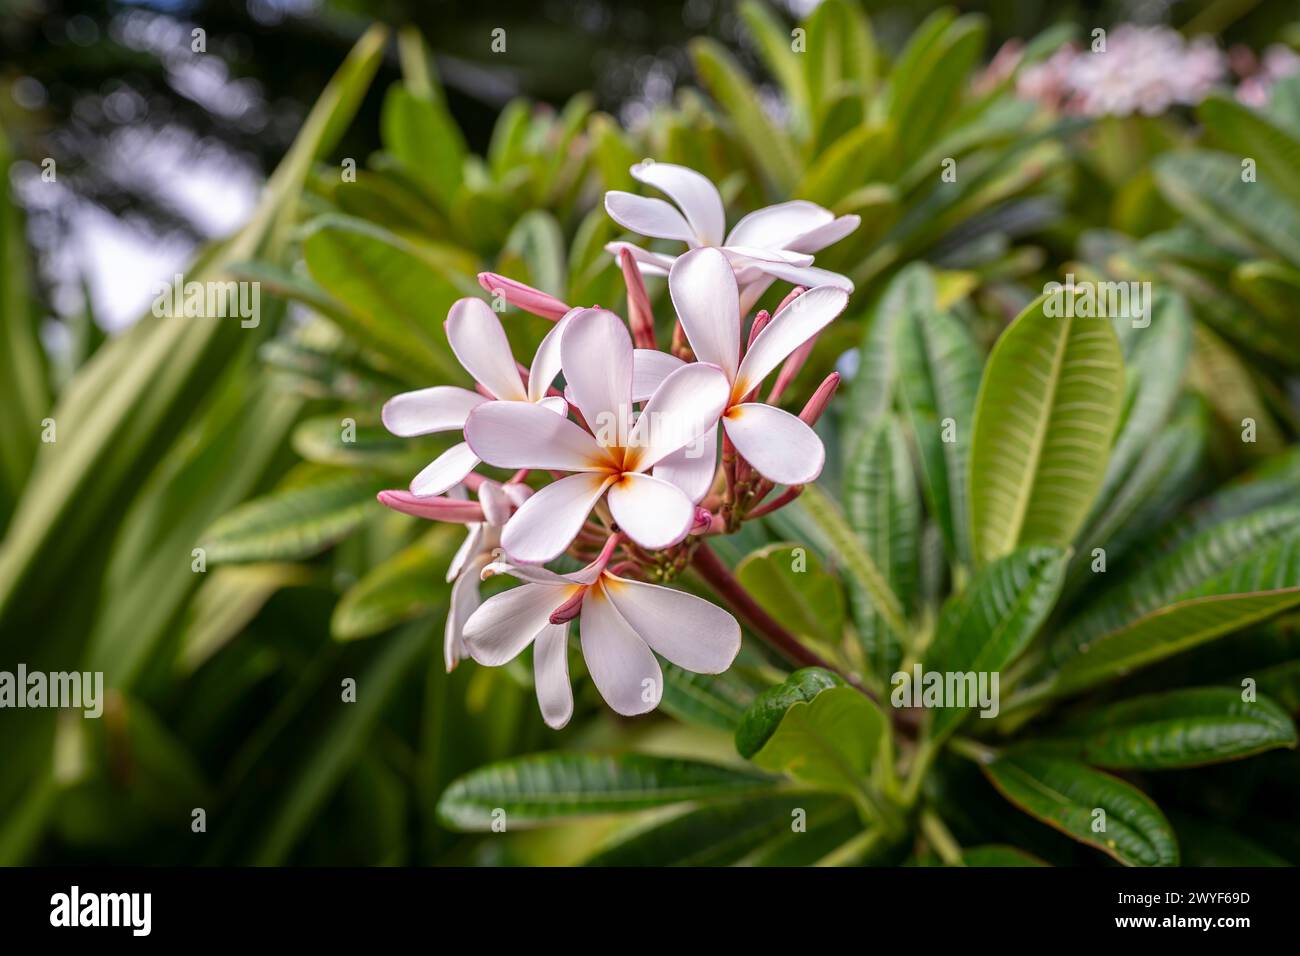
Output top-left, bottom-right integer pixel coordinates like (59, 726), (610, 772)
(1048, 532), (1300, 695)
(749, 686), (888, 799)
(737, 543), (845, 647)
(735, 667), (844, 758)
(894, 307), (981, 567)
(983, 750), (1179, 866)
(331, 524), (462, 641)
(436, 754), (774, 831)
(201, 472), (385, 564)
(968, 292), (1124, 565)
(1053, 687), (1296, 769)
(924, 546), (1068, 741)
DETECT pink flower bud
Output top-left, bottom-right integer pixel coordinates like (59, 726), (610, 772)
(377, 490), (484, 523)
(477, 272), (571, 321)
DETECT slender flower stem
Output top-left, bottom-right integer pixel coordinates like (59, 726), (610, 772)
(745, 484), (803, 519)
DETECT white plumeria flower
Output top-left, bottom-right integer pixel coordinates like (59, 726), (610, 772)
(442, 480), (531, 673)
(638, 247), (849, 487)
(604, 161), (860, 312)
(381, 297), (569, 498)
(463, 308), (729, 563)
(464, 555), (741, 728)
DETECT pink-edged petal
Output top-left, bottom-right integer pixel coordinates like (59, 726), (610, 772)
(533, 623), (573, 729)
(606, 473), (694, 550)
(724, 200), (835, 250)
(602, 575), (741, 674)
(723, 402), (826, 485)
(653, 421), (718, 503)
(668, 247), (741, 379)
(604, 241), (676, 277)
(579, 584), (662, 716)
(738, 276), (777, 317)
(477, 272), (571, 321)
(445, 297), (528, 402)
(733, 285), (848, 398)
(560, 308), (634, 432)
(631, 349), (685, 403)
(720, 245), (816, 268)
(477, 479), (513, 526)
(624, 362), (730, 472)
(447, 524), (485, 582)
(410, 442), (481, 497)
(748, 260), (854, 295)
(464, 400), (608, 471)
(536, 395), (569, 416)
(527, 311), (575, 402)
(630, 161), (725, 246)
(787, 214), (861, 254)
(377, 489), (483, 523)
(382, 386), (486, 437)
(445, 552), (491, 671)
(500, 472), (615, 564)
(463, 581), (571, 666)
(604, 191), (696, 243)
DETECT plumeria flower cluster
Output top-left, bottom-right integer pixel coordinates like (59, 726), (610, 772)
(378, 162), (856, 729)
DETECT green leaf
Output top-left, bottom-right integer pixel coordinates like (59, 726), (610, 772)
(201, 472), (384, 564)
(1154, 150), (1300, 269)
(736, 543), (845, 647)
(735, 667), (844, 758)
(302, 215), (474, 383)
(911, 843), (1048, 866)
(968, 292), (1125, 565)
(177, 563), (313, 673)
(583, 793), (848, 866)
(796, 485), (909, 644)
(497, 210), (566, 298)
(1198, 94), (1300, 210)
(894, 307), (981, 567)
(689, 37), (800, 191)
(843, 416), (918, 674)
(1052, 687), (1296, 769)
(924, 546), (1068, 741)
(887, 13), (987, 163)
(1047, 532), (1300, 696)
(659, 661), (768, 732)
(749, 686), (888, 800)
(436, 754), (775, 831)
(331, 525), (462, 641)
(982, 750), (1179, 866)
(380, 85), (465, 210)
(739, 0), (810, 132)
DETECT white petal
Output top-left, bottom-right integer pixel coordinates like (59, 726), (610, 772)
(653, 421), (718, 503)
(533, 623), (573, 729)
(560, 308), (635, 433)
(746, 261), (854, 295)
(630, 161), (725, 246)
(446, 298), (528, 402)
(624, 362), (730, 472)
(503, 483), (533, 507)
(464, 400), (608, 471)
(477, 480), (512, 526)
(447, 524), (485, 581)
(501, 472), (615, 564)
(631, 349), (685, 402)
(723, 402), (826, 485)
(536, 395), (569, 416)
(604, 191), (696, 243)
(607, 473), (694, 550)
(604, 242), (676, 277)
(445, 553), (490, 671)
(463, 581), (572, 666)
(410, 442), (481, 497)
(724, 200), (835, 250)
(737, 276), (776, 317)
(602, 575), (741, 674)
(668, 247), (741, 380)
(527, 311), (574, 403)
(733, 285), (848, 397)
(382, 386), (486, 437)
(580, 584), (662, 716)
(720, 245), (815, 268)
(787, 214), (860, 254)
